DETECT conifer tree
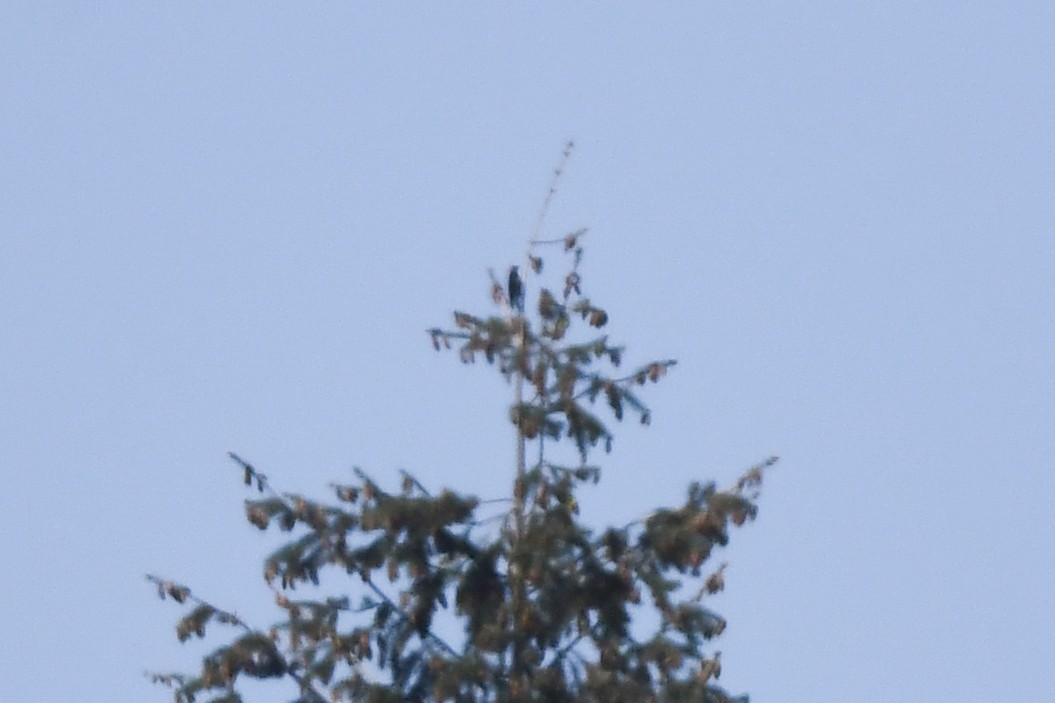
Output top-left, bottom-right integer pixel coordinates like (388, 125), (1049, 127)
(147, 145), (777, 703)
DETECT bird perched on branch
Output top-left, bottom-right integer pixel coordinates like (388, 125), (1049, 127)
(508, 265), (524, 312)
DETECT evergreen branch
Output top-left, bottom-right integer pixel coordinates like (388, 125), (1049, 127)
(361, 575), (460, 658)
(551, 631), (587, 663)
(531, 226), (590, 253)
(476, 497), (513, 506)
(569, 360), (678, 402)
(144, 575), (328, 702)
(227, 451), (289, 504)
(227, 453), (476, 664)
(531, 228), (588, 246)
(146, 575), (249, 632)
(399, 469), (432, 497)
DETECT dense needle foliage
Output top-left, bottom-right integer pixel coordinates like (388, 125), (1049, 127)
(148, 161), (776, 703)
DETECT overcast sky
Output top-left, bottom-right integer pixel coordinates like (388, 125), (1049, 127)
(2, 3), (1053, 701)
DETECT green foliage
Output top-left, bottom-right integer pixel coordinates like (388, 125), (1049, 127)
(147, 192), (775, 703)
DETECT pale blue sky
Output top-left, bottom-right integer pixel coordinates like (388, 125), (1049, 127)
(2, 3), (1053, 701)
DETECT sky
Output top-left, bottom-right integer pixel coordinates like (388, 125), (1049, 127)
(2, 3), (1053, 701)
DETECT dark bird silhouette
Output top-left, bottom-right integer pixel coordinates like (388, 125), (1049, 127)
(508, 265), (524, 312)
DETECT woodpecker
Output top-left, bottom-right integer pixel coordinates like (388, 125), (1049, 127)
(508, 265), (524, 312)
